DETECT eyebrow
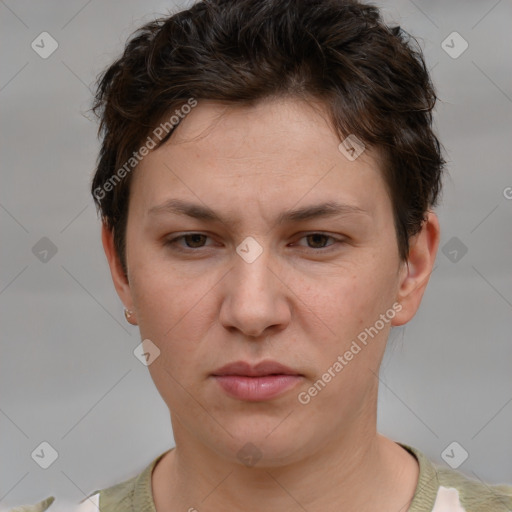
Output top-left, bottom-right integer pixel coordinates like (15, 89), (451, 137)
(147, 198), (369, 225)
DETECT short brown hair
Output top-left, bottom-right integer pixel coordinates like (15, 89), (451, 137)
(91, 0), (445, 274)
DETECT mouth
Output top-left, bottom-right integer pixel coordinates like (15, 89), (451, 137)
(211, 360), (303, 401)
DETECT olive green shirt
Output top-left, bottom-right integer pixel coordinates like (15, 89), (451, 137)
(9, 444), (512, 511)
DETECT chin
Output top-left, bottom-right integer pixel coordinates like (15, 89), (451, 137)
(205, 426), (313, 468)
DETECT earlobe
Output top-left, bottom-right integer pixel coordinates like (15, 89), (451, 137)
(101, 223), (138, 325)
(391, 212), (440, 327)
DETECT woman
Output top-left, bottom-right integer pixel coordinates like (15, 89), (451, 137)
(15, 0), (512, 510)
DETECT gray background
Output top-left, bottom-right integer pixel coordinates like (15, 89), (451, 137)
(1, 0), (511, 508)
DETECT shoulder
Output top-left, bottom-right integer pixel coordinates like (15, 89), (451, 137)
(401, 443), (512, 512)
(7, 449), (169, 512)
(435, 466), (512, 511)
(5, 494), (99, 512)
(7, 473), (138, 512)
(97, 449), (168, 509)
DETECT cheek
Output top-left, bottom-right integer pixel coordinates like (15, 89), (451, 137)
(129, 254), (219, 383)
(294, 267), (399, 407)
(130, 248), (209, 332)
(298, 261), (397, 340)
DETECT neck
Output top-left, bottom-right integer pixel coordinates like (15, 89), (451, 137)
(152, 417), (419, 512)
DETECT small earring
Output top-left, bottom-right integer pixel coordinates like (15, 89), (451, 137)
(124, 308), (134, 322)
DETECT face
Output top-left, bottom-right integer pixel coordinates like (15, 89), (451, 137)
(104, 98), (436, 466)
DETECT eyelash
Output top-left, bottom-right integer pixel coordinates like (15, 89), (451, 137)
(164, 232), (344, 253)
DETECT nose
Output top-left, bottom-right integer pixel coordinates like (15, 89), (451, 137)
(218, 243), (291, 339)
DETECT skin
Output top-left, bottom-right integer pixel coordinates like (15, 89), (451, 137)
(102, 97), (440, 511)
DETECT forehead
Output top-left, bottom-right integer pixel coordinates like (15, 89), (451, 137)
(131, 98), (390, 222)
(159, 98), (374, 165)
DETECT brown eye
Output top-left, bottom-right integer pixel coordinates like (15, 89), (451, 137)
(165, 233), (212, 251)
(182, 234), (208, 248)
(305, 233), (332, 249)
(292, 232), (341, 250)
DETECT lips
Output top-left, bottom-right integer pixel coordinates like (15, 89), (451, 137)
(211, 360), (303, 401)
(211, 360), (302, 378)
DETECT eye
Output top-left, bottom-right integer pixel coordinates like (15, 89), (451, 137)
(164, 232), (344, 253)
(165, 233), (213, 250)
(294, 233), (342, 250)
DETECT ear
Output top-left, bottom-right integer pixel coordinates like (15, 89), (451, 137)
(101, 222), (138, 325)
(391, 211), (440, 326)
